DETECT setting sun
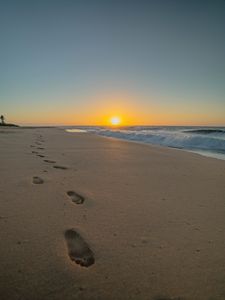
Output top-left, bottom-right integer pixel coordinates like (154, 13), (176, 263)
(110, 116), (121, 126)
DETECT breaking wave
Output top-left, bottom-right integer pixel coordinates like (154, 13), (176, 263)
(66, 126), (225, 160)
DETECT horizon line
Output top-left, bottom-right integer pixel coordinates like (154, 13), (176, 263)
(17, 124), (225, 127)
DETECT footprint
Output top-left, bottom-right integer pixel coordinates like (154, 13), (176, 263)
(53, 165), (68, 170)
(44, 159), (56, 164)
(65, 229), (95, 267)
(32, 176), (44, 184)
(32, 151), (38, 154)
(67, 191), (85, 204)
(37, 154), (45, 158)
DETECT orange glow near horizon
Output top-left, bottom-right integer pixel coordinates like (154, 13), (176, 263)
(8, 91), (225, 126)
(12, 109), (225, 127)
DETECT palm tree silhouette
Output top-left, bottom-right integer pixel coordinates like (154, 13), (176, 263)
(0, 115), (5, 124)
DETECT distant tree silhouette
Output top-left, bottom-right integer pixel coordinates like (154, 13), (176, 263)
(0, 115), (5, 124)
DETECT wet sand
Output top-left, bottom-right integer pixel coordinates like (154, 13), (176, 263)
(0, 127), (225, 300)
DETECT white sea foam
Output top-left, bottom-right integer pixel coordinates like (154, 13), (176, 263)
(66, 129), (87, 133)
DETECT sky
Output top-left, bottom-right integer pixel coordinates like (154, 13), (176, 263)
(0, 0), (225, 126)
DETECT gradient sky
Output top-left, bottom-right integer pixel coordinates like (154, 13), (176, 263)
(0, 0), (225, 126)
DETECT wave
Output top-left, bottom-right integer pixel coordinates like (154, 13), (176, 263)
(95, 129), (225, 152)
(184, 129), (225, 134)
(66, 126), (225, 160)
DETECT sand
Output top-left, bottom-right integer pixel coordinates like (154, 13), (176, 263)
(0, 126), (225, 300)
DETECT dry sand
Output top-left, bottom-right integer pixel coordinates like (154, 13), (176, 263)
(0, 127), (225, 300)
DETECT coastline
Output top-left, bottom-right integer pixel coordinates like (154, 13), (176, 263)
(65, 126), (225, 161)
(85, 132), (225, 162)
(0, 127), (225, 300)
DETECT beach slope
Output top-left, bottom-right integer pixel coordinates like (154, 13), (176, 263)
(0, 127), (225, 300)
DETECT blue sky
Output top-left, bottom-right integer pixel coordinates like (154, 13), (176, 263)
(0, 0), (225, 125)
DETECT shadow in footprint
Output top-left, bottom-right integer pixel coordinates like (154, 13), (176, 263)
(32, 176), (44, 184)
(37, 147), (45, 150)
(37, 154), (45, 158)
(65, 229), (95, 267)
(53, 165), (68, 170)
(32, 151), (38, 154)
(44, 159), (56, 164)
(67, 191), (85, 204)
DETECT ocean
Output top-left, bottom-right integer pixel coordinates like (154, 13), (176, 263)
(65, 126), (225, 161)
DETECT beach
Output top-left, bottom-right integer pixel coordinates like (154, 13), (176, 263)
(0, 126), (225, 300)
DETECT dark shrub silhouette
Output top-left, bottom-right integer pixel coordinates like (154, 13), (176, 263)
(0, 115), (5, 124)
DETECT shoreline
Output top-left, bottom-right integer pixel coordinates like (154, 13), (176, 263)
(1, 127), (225, 300)
(4, 125), (225, 162)
(66, 128), (225, 162)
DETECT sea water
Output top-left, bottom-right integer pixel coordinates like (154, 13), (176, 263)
(65, 126), (225, 161)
